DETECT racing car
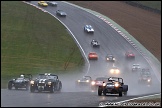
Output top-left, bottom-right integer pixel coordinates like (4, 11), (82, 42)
(106, 54), (115, 62)
(76, 76), (92, 87)
(91, 39), (100, 47)
(88, 52), (98, 60)
(38, 1), (48, 7)
(125, 51), (135, 59)
(84, 25), (94, 33)
(8, 74), (32, 90)
(91, 77), (108, 90)
(30, 73), (62, 93)
(46, 1), (57, 6)
(98, 77), (128, 97)
(110, 66), (120, 74)
(138, 68), (152, 85)
(132, 64), (140, 72)
(56, 10), (67, 17)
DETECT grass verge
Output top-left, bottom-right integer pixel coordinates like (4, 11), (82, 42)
(1, 1), (84, 88)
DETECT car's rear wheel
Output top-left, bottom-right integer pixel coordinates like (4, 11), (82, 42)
(98, 86), (103, 96)
(119, 91), (122, 97)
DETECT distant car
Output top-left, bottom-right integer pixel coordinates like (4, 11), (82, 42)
(106, 54), (115, 62)
(110, 66), (120, 74)
(38, 1), (48, 7)
(91, 77), (108, 90)
(84, 25), (94, 33)
(125, 51), (135, 59)
(46, 1), (57, 6)
(98, 77), (128, 96)
(88, 52), (98, 60)
(76, 76), (92, 87)
(56, 10), (67, 17)
(30, 73), (62, 93)
(138, 68), (152, 85)
(8, 74), (32, 90)
(91, 39), (100, 47)
(132, 64), (140, 72)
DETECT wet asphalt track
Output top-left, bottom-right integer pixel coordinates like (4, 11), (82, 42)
(1, 1), (161, 107)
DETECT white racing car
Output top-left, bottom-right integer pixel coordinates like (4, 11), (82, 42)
(84, 25), (94, 33)
(132, 64), (140, 72)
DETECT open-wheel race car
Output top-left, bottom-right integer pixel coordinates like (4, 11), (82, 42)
(91, 39), (100, 47)
(98, 77), (128, 97)
(30, 73), (62, 93)
(8, 74), (32, 90)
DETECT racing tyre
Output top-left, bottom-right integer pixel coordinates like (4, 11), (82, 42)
(123, 85), (128, 92)
(119, 91), (122, 97)
(50, 84), (55, 93)
(8, 82), (12, 90)
(58, 82), (62, 91)
(103, 90), (106, 96)
(98, 86), (102, 96)
(30, 86), (35, 93)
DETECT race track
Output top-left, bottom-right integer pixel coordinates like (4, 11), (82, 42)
(1, 1), (161, 107)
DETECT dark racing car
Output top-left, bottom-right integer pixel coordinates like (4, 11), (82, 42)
(106, 54), (115, 62)
(138, 68), (152, 85)
(98, 77), (128, 97)
(91, 39), (100, 47)
(56, 10), (67, 17)
(8, 74), (32, 90)
(30, 73), (62, 93)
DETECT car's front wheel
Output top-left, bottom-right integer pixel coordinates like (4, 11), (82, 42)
(8, 82), (12, 90)
(50, 84), (55, 93)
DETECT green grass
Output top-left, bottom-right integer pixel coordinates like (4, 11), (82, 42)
(131, 1), (161, 10)
(1, 1), (85, 88)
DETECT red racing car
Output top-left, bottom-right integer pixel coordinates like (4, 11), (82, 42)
(125, 51), (135, 59)
(88, 52), (98, 60)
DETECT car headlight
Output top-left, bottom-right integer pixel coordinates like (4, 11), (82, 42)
(103, 83), (106, 86)
(116, 69), (120, 74)
(110, 69), (114, 73)
(48, 82), (51, 85)
(113, 58), (115, 60)
(147, 79), (151, 82)
(86, 80), (89, 82)
(30, 80), (34, 84)
(78, 80), (80, 82)
(91, 81), (95, 85)
(107, 58), (109, 60)
(114, 83), (119, 87)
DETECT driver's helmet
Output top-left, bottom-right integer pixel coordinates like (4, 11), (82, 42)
(20, 74), (24, 78)
(109, 77), (113, 81)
